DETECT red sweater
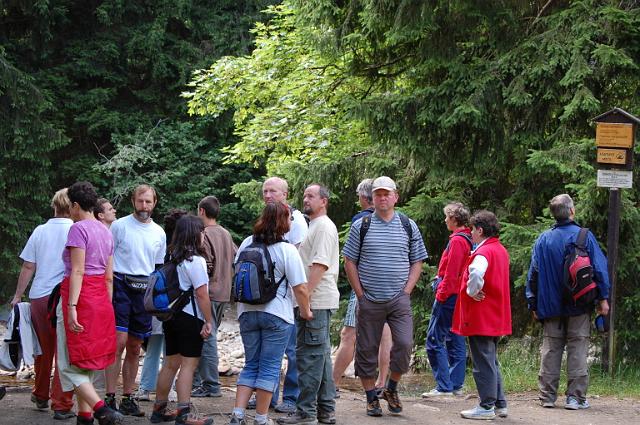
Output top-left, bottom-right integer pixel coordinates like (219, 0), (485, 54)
(435, 229), (472, 302)
(452, 237), (512, 337)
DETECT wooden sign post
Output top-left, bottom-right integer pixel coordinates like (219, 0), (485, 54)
(593, 107), (639, 375)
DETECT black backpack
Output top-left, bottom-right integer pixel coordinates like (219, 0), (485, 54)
(562, 228), (598, 308)
(144, 262), (196, 322)
(358, 212), (413, 262)
(232, 239), (286, 305)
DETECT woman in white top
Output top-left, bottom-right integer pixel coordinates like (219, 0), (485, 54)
(151, 215), (214, 425)
(229, 202), (312, 425)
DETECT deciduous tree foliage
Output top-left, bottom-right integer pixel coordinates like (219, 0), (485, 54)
(188, 0), (640, 361)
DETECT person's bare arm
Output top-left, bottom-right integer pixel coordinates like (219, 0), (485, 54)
(306, 263), (328, 293)
(403, 261), (424, 296)
(344, 257), (364, 299)
(11, 261), (36, 307)
(293, 284), (313, 320)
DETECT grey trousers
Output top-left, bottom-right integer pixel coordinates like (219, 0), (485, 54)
(538, 314), (590, 403)
(193, 301), (226, 391)
(468, 336), (507, 410)
(295, 309), (336, 417)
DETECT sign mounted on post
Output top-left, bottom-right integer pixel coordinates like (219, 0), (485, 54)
(596, 123), (633, 148)
(597, 148), (627, 165)
(597, 169), (633, 188)
(592, 107), (639, 376)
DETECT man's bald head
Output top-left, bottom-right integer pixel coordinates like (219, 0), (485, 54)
(262, 177), (289, 204)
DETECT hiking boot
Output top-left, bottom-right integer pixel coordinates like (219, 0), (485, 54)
(119, 396), (145, 417)
(150, 402), (178, 423)
(0, 386), (5, 401)
(565, 396), (589, 410)
(420, 388), (453, 398)
(381, 388), (402, 414)
(31, 393), (49, 409)
(252, 420), (274, 425)
(274, 402), (296, 414)
(539, 399), (555, 408)
(276, 412), (318, 424)
(317, 410), (336, 424)
(175, 407), (214, 425)
(54, 410), (77, 420)
(76, 416), (95, 425)
(366, 398), (382, 417)
(229, 414), (247, 425)
(191, 386), (222, 398)
(94, 406), (124, 425)
(104, 394), (117, 412)
(495, 407), (508, 418)
(460, 405), (496, 420)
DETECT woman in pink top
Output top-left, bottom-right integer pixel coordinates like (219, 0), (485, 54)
(57, 181), (122, 425)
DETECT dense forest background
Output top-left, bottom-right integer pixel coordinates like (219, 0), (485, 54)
(2, 1), (639, 363)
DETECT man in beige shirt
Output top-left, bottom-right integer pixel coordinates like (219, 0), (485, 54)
(192, 196), (238, 398)
(278, 184), (339, 425)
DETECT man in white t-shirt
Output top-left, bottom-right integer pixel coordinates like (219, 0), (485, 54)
(104, 185), (166, 417)
(278, 184), (340, 425)
(11, 188), (75, 420)
(251, 177), (308, 413)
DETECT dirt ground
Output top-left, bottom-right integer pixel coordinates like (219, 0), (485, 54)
(2, 381), (639, 425)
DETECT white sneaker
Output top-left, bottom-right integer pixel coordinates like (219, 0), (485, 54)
(453, 388), (464, 396)
(460, 405), (496, 420)
(134, 388), (151, 401)
(421, 388), (453, 398)
(168, 389), (178, 402)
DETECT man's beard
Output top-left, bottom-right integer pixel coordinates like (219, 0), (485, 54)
(303, 205), (313, 215)
(135, 210), (151, 221)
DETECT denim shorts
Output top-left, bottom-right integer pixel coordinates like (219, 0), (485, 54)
(343, 291), (357, 328)
(237, 311), (293, 393)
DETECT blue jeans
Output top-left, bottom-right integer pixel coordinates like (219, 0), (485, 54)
(139, 334), (165, 391)
(238, 311), (293, 393)
(271, 323), (298, 406)
(193, 302), (225, 392)
(426, 295), (466, 392)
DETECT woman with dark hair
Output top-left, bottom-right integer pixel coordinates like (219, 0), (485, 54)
(151, 215), (214, 425)
(452, 210), (511, 420)
(135, 208), (189, 402)
(229, 202), (312, 425)
(57, 181), (122, 425)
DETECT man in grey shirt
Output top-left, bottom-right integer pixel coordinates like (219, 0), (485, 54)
(343, 176), (427, 418)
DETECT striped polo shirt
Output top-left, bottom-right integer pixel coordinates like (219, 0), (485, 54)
(343, 212), (428, 302)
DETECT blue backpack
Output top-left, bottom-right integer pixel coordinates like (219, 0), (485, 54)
(143, 262), (195, 321)
(233, 239), (286, 305)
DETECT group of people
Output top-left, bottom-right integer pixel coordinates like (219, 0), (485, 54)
(9, 174), (610, 425)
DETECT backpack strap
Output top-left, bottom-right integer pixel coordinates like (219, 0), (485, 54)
(452, 232), (473, 249)
(358, 213), (414, 263)
(576, 227), (589, 250)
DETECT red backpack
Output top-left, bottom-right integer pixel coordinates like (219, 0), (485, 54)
(562, 228), (598, 308)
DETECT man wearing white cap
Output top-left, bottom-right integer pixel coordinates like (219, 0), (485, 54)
(342, 176), (428, 418)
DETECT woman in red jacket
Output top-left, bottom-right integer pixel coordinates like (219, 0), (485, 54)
(452, 210), (511, 420)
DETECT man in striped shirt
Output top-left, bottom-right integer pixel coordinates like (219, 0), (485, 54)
(343, 176), (428, 418)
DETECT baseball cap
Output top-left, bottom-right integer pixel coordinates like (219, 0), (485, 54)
(595, 314), (609, 333)
(372, 176), (397, 192)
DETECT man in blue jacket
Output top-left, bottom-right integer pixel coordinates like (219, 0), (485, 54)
(526, 194), (610, 411)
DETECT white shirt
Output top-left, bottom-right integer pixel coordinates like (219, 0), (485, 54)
(177, 255), (209, 320)
(111, 214), (166, 275)
(285, 209), (308, 246)
(19, 218), (73, 299)
(235, 237), (307, 324)
(467, 238), (489, 297)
